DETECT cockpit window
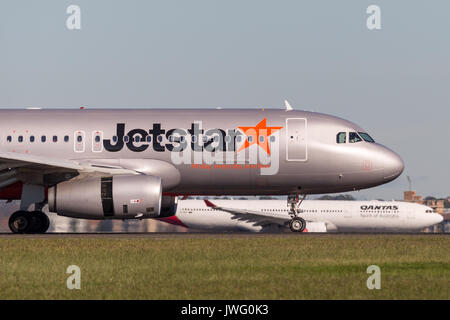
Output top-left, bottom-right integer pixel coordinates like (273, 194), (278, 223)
(336, 132), (346, 144)
(349, 132), (362, 143)
(358, 132), (375, 143)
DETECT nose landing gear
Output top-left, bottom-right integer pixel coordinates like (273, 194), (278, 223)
(288, 194), (306, 232)
(289, 217), (306, 232)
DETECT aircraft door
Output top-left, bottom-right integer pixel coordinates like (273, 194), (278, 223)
(74, 131), (85, 153)
(344, 207), (352, 218)
(286, 118), (307, 161)
(406, 209), (416, 227)
(92, 131), (103, 152)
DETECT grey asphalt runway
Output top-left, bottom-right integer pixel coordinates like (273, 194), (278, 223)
(0, 232), (448, 238)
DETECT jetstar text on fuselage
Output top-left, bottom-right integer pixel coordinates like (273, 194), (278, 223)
(104, 123), (246, 153)
(102, 121), (283, 175)
(103, 121), (282, 154)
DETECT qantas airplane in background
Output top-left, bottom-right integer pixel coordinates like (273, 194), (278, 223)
(158, 199), (443, 233)
(0, 103), (404, 233)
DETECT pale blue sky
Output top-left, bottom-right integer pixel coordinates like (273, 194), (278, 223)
(0, 1), (448, 200)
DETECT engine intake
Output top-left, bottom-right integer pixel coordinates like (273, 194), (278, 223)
(48, 175), (169, 219)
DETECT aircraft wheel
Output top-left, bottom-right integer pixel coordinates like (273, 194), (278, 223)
(8, 211), (31, 234)
(289, 217), (306, 232)
(29, 211), (50, 234)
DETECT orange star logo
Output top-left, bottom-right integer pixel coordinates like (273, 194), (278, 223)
(237, 118), (283, 155)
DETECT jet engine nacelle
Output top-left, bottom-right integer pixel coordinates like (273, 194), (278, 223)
(48, 175), (170, 219)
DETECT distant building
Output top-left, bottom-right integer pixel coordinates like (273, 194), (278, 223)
(403, 191), (445, 214)
(403, 191), (423, 203)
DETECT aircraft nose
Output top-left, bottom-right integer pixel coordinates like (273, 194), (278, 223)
(383, 149), (404, 181)
(430, 213), (444, 225)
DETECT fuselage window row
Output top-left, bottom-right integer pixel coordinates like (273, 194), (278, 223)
(6, 132), (280, 145)
(110, 134), (278, 144)
(6, 135), (71, 143)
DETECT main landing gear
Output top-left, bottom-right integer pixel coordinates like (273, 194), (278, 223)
(288, 194), (306, 232)
(8, 183), (50, 234)
(8, 210), (50, 234)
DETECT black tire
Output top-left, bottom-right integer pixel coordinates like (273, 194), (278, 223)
(37, 211), (50, 233)
(8, 211), (32, 234)
(30, 211), (50, 234)
(289, 217), (306, 233)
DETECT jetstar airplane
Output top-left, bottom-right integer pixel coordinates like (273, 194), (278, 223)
(0, 103), (404, 233)
(157, 199), (443, 232)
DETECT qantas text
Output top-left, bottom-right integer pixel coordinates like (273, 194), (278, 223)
(360, 205), (399, 210)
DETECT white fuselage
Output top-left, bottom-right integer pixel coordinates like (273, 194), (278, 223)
(168, 200), (443, 232)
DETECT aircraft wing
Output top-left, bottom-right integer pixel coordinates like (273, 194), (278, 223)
(0, 151), (138, 184)
(204, 199), (289, 227)
(0, 151), (84, 171)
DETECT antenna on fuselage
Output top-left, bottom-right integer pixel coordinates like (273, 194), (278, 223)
(285, 100), (293, 111)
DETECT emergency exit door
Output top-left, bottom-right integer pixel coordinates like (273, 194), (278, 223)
(286, 118), (307, 161)
(74, 131), (85, 153)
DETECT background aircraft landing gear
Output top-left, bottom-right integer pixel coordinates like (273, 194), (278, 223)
(289, 217), (306, 232)
(8, 210), (50, 234)
(287, 194), (307, 233)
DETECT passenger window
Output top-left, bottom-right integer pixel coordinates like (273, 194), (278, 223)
(336, 132), (346, 143)
(112, 136), (118, 142)
(18, 136), (23, 143)
(30, 136), (35, 143)
(53, 136), (58, 142)
(7, 136), (11, 142)
(349, 132), (362, 143)
(95, 135), (101, 143)
(64, 135), (69, 142)
(123, 136), (129, 143)
(146, 135), (152, 143)
(270, 136), (276, 142)
(259, 136), (264, 143)
(41, 135), (46, 143)
(77, 135), (83, 143)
